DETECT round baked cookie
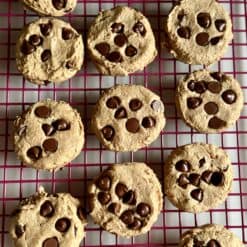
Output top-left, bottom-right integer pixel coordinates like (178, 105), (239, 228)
(176, 70), (244, 133)
(9, 186), (87, 247)
(164, 0), (233, 65)
(87, 6), (157, 75)
(21, 0), (77, 16)
(14, 99), (84, 171)
(91, 84), (165, 152)
(88, 162), (163, 237)
(164, 143), (233, 213)
(179, 224), (244, 247)
(16, 18), (84, 85)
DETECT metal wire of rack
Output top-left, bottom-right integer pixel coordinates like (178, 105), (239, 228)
(0, 0), (246, 246)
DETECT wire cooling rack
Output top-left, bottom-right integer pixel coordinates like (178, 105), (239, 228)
(0, 0), (247, 246)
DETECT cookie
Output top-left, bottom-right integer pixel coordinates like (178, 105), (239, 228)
(9, 186), (87, 247)
(88, 162), (163, 237)
(87, 6), (157, 75)
(16, 18), (84, 85)
(179, 224), (244, 247)
(164, 0), (233, 65)
(21, 0), (77, 16)
(91, 84), (165, 152)
(176, 70), (244, 133)
(14, 99), (84, 171)
(164, 143), (233, 213)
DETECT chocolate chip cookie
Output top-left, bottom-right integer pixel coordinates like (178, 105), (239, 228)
(179, 224), (244, 247)
(88, 162), (163, 237)
(165, 0), (233, 65)
(87, 6), (157, 75)
(14, 99), (84, 171)
(176, 70), (244, 133)
(91, 84), (165, 152)
(21, 0), (77, 16)
(9, 186), (87, 247)
(164, 143), (233, 213)
(16, 18), (84, 85)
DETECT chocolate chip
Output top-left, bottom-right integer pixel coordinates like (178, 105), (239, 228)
(175, 160), (191, 172)
(196, 32), (209, 46)
(15, 225), (25, 238)
(194, 238), (205, 247)
(111, 23), (124, 33)
(96, 175), (111, 191)
(211, 36), (222, 45)
(43, 138), (58, 153)
(199, 158), (206, 167)
(106, 96), (121, 109)
(177, 11), (185, 22)
(129, 99), (142, 111)
(42, 124), (55, 136)
(142, 117), (156, 128)
(188, 80), (195, 91)
(128, 218), (142, 230)
(207, 81), (222, 93)
(42, 237), (59, 247)
(77, 206), (86, 220)
(222, 90), (237, 104)
(194, 81), (207, 94)
(211, 172), (225, 186)
(35, 106), (51, 118)
(120, 210), (135, 225)
(106, 51), (122, 63)
(114, 107), (127, 119)
(41, 50), (51, 62)
(95, 43), (110, 56)
(215, 19), (226, 32)
(188, 173), (201, 186)
(136, 203), (151, 217)
(177, 174), (189, 188)
(102, 125), (115, 141)
(44, 80), (51, 85)
(52, 0), (66, 10)
(62, 28), (74, 40)
(55, 218), (71, 232)
(210, 72), (224, 81)
(190, 188), (203, 202)
(40, 22), (52, 36)
(21, 40), (35, 55)
(177, 27), (191, 39)
(126, 118), (140, 133)
(187, 97), (202, 109)
(151, 100), (162, 112)
(29, 35), (43, 46)
(125, 45), (137, 57)
(53, 119), (70, 131)
(123, 190), (136, 205)
(40, 200), (54, 217)
(208, 117), (226, 129)
(201, 170), (213, 184)
(98, 192), (111, 205)
(108, 203), (121, 215)
(115, 183), (128, 198)
(197, 12), (211, 28)
(207, 239), (221, 247)
(114, 34), (127, 47)
(27, 146), (42, 160)
(204, 102), (219, 115)
(133, 22), (146, 36)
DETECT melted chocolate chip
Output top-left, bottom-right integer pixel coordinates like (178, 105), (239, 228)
(151, 100), (162, 112)
(15, 225), (25, 238)
(35, 106), (51, 118)
(177, 27), (191, 39)
(42, 124), (55, 136)
(190, 188), (203, 202)
(126, 118), (140, 133)
(128, 218), (142, 230)
(142, 117), (156, 128)
(175, 160), (191, 172)
(62, 28), (74, 40)
(21, 40), (35, 55)
(215, 19), (226, 32)
(199, 158), (206, 167)
(102, 125), (115, 141)
(115, 183), (128, 198)
(197, 13), (211, 28)
(129, 99), (142, 111)
(98, 192), (111, 205)
(201, 170), (213, 184)
(120, 210), (135, 225)
(207, 239), (221, 247)
(27, 146), (42, 160)
(43, 138), (58, 153)
(106, 96), (121, 109)
(41, 50), (51, 62)
(125, 45), (137, 57)
(95, 43), (110, 56)
(210, 72), (224, 81)
(111, 23), (124, 33)
(211, 172), (225, 186)
(123, 190), (136, 205)
(114, 107), (127, 119)
(222, 90), (237, 104)
(52, 0), (67, 10)
(53, 119), (70, 131)
(40, 200), (54, 217)
(55, 218), (71, 232)
(96, 175), (111, 191)
(188, 173), (201, 186)
(77, 206), (86, 220)
(208, 117), (226, 129)
(42, 237), (59, 247)
(211, 36), (222, 45)
(207, 81), (222, 93)
(114, 34), (127, 47)
(106, 51), (122, 63)
(40, 22), (53, 36)
(133, 22), (146, 36)
(177, 174), (189, 189)
(204, 102), (219, 115)
(108, 203), (121, 215)
(136, 203), (151, 217)
(29, 35), (43, 46)
(194, 81), (207, 94)
(196, 32), (209, 46)
(187, 97), (202, 109)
